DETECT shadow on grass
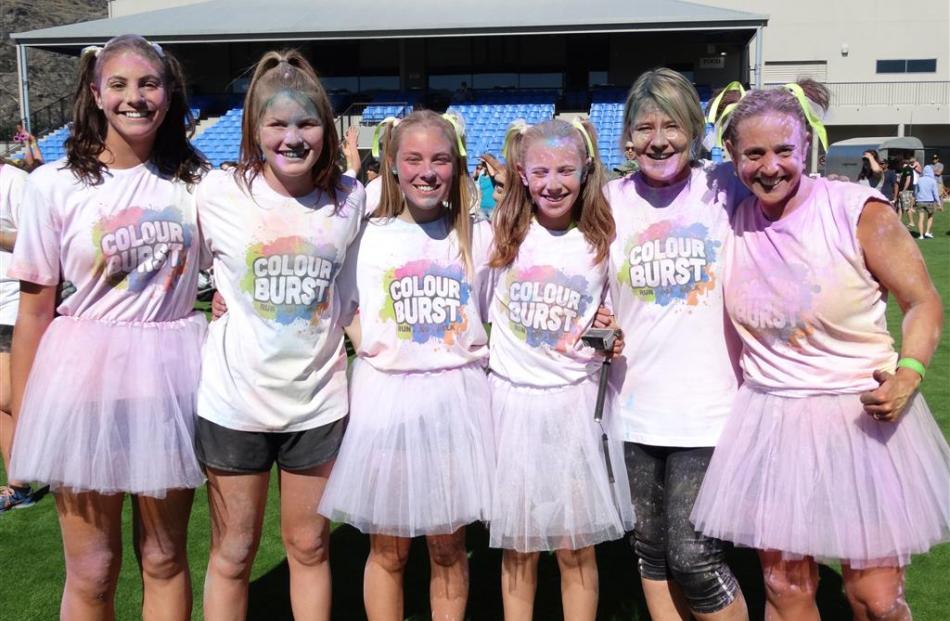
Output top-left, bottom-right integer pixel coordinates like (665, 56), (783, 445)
(246, 525), (852, 620)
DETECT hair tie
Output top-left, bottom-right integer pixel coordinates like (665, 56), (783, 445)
(706, 81), (746, 124)
(571, 116), (595, 158)
(707, 82), (747, 149)
(371, 117), (399, 159)
(502, 119), (529, 161)
(441, 113), (467, 157)
(148, 41), (165, 58)
(783, 83), (828, 151)
(81, 45), (102, 58)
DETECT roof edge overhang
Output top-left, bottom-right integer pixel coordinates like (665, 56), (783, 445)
(13, 20), (767, 49)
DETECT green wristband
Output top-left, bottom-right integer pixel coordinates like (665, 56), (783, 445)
(897, 357), (927, 379)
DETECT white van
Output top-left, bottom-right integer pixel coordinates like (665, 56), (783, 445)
(823, 137), (924, 179)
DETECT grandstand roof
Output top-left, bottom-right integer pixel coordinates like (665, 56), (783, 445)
(12, 0), (767, 48)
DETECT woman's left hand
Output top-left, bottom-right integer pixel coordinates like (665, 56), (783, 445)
(859, 368), (921, 422)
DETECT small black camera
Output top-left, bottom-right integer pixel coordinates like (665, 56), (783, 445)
(581, 327), (620, 353)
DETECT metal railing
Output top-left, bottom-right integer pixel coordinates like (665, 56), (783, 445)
(766, 81), (950, 106)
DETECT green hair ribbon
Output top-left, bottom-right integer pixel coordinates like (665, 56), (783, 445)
(370, 117), (399, 159)
(571, 116), (596, 157)
(440, 113), (467, 157)
(783, 83), (828, 151)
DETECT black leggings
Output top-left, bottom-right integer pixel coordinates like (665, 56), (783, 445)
(624, 442), (740, 614)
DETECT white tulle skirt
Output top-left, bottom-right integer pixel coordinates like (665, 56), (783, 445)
(488, 374), (634, 552)
(319, 360), (494, 537)
(691, 385), (950, 568)
(10, 313), (207, 498)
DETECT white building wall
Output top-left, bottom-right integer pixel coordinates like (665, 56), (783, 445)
(702, 0), (950, 130)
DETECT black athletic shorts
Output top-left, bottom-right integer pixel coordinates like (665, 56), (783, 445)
(195, 415), (347, 473)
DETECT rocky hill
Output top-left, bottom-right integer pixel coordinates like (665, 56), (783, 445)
(1, 0), (108, 139)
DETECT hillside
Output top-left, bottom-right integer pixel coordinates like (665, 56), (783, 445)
(1, 0), (108, 137)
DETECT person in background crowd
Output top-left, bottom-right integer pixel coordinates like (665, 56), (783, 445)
(611, 139), (639, 179)
(914, 164), (941, 239)
(898, 158), (916, 228)
(881, 159), (899, 209)
(13, 125), (44, 172)
(857, 150), (883, 190)
(932, 154), (945, 199)
(0, 159), (30, 512)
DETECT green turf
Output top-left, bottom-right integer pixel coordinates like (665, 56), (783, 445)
(1, 208), (948, 620)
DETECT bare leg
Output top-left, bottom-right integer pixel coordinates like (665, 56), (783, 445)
(426, 528), (469, 620)
(758, 550), (819, 621)
(501, 549), (539, 621)
(203, 468), (269, 621)
(364, 534), (411, 621)
(641, 578), (692, 621)
(842, 563), (911, 621)
(279, 462), (334, 621)
(133, 488), (195, 621)
(56, 490), (125, 621)
(0, 350), (26, 488)
(556, 546), (598, 621)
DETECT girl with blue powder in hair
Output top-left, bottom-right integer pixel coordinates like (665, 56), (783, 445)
(487, 118), (633, 621)
(195, 50), (364, 621)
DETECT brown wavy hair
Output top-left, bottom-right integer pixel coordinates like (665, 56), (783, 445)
(64, 34), (206, 185)
(376, 110), (477, 275)
(237, 50), (342, 203)
(490, 119), (614, 268)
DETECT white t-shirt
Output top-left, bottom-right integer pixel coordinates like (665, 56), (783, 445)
(338, 216), (490, 373)
(0, 164), (28, 326)
(196, 170), (365, 432)
(365, 176), (382, 214)
(605, 164), (745, 447)
(9, 160), (202, 322)
(488, 221), (606, 387)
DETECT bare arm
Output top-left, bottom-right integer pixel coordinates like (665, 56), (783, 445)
(343, 126), (361, 177)
(857, 200), (943, 420)
(0, 229), (15, 253)
(10, 282), (57, 423)
(342, 312), (361, 352)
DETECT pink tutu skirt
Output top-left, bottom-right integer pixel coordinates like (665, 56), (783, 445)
(489, 374), (634, 552)
(319, 360), (494, 537)
(691, 385), (950, 568)
(10, 313), (207, 498)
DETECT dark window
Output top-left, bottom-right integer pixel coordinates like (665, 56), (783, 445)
(876, 59), (906, 73)
(907, 58), (937, 73)
(876, 59), (937, 73)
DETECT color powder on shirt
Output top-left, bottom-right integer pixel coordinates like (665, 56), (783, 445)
(617, 220), (719, 306)
(729, 261), (821, 351)
(240, 236), (338, 325)
(91, 205), (191, 292)
(503, 265), (592, 351)
(379, 259), (471, 344)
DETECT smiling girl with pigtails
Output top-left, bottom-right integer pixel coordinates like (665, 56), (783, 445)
(486, 118), (633, 621)
(194, 50), (365, 620)
(319, 110), (494, 621)
(7, 34), (207, 618)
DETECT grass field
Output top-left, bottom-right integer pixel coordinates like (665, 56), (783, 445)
(1, 209), (948, 620)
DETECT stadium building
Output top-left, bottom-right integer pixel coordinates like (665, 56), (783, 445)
(10, 0), (950, 170)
